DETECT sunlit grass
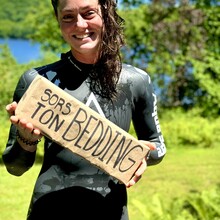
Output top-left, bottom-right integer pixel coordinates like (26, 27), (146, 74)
(127, 147), (220, 219)
(0, 164), (40, 220)
(1, 112), (220, 219)
(1, 146), (220, 220)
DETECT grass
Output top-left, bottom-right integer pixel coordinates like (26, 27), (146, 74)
(127, 147), (220, 218)
(1, 146), (220, 220)
(1, 111), (220, 219)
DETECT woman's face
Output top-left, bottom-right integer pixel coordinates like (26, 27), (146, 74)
(57, 0), (103, 62)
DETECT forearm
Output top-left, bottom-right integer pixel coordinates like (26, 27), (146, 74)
(3, 70), (40, 176)
(2, 141), (36, 176)
(2, 125), (36, 176)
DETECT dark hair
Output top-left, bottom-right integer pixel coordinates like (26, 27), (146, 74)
(51, 0), (124, 99)
(51, 0), (58, 16)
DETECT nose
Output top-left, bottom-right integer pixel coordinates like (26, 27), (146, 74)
(76, 15), (88, 28)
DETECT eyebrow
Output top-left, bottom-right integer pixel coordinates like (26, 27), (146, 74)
(61, 5), (97, 13)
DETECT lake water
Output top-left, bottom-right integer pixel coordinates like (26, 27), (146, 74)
(0, 38), (41, 64)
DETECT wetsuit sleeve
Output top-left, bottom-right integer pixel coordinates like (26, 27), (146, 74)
(132, 68), (166, 165)
(2, 70), (38, 176)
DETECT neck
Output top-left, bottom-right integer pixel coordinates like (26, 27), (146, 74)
(71, 49), (99, 64)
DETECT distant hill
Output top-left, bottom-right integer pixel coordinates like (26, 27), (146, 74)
(0, 0), (50, 38)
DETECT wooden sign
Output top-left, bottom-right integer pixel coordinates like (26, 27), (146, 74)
(15, 75), (150, 184)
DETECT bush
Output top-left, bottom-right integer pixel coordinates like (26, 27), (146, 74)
(181, 185), (220, 220)
(0, 46), (57, 160)
(159, 108), (220, 149)
(0, 45), (20, 109)
(129, 107), (220, 149)
(0, 44), (59, 109)
(130, 185), (220, 220)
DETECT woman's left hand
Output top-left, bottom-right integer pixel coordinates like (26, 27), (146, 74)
(126, 141), (156, 188)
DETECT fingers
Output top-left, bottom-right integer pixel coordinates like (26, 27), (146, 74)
(19, 119), (33, 132)
(139, 140), (156, 150)
(126, 141), (156, 188)
(16, 119), (42, 141)
(135, 158), (147, 176)
(6, 101), (17, 116)
(6, 102), (42, 141)
(10, 115), (20, 124)
(6, 102), (20, 125)
(31, 128), (41, 136)
(126, 159), (147, 188)
(126, 174), (142, 188)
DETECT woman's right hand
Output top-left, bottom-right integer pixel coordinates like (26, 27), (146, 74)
(6, 101), (42, 152)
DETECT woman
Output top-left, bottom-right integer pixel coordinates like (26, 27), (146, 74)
(3, 0), (166, 219)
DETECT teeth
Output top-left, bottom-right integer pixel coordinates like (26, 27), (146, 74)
(75, 33), (91, 39)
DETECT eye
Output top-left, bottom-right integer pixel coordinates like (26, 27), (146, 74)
(62, 14), (75, 23)
(83, 10), (96, 19)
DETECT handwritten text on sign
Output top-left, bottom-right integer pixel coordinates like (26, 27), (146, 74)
(15, 75), (150, 184)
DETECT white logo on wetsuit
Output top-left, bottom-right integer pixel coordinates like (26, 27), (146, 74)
(152, 93), (166, 157)
(86, 92), (106, 118)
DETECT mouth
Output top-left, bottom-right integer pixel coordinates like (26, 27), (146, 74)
(73, 33), (94, 39)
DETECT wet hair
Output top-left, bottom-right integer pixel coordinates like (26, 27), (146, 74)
(51, 0), (124, 99)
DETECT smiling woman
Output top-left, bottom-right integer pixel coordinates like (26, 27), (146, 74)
(0, 38), (41, 63)
(56, 0), (103, 63)
(2, 0), (166, 220)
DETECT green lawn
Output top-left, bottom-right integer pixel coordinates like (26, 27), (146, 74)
(1, 146), (220, 220)
(128, 147), (220, 219)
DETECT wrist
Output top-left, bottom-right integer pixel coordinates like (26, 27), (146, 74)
(16, 130), (41, 152)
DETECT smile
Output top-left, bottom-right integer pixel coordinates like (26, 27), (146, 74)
(73, 33), (93, 39)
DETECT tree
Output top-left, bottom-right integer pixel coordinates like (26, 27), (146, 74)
(191, 7), (220, 116)
(119, 1), (220, 116)
(0, 0), (49, 38)
(2, 0), (218, 117)
(0, 45), (20, 110)
(24, 2), (69, 53)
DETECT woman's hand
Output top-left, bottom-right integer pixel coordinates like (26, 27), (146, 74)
(126, 141), (156, 188)
(6, 101), (42, 152)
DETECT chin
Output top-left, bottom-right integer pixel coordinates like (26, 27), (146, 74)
(78, 44), (99, 52)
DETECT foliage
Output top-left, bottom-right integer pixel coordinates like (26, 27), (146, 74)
(0, 45), (20, 108)
(130, 185), (220, 220)
(191, 7), (220, 116)
(1, 145), (220, 220)
(1, 0), (219, 117)
(0, 0), (67, 52)
(1, 2), (220, 219)
(0, 44), (59, 111)
(24, 2), (69, 53)
(159, 108), (220, 148)
(0, 0), (50, 38)
(129, 107), (220, 149)
(119, 2), (220, 116)
(0, 48), (57, 161)
(182, 186), (220, 220)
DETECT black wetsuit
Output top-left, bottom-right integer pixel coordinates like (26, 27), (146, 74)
(3, 51), (166, 220)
